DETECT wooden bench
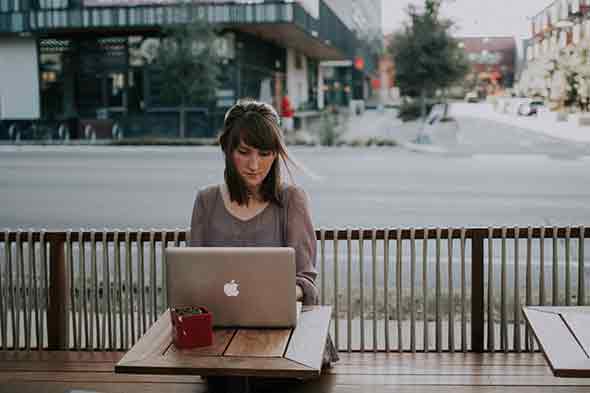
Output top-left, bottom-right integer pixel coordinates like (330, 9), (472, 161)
(3, 351), (590, 393)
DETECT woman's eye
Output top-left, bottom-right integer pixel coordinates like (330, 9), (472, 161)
(260, 151), (272, 157)
(237, 149), (248, 155)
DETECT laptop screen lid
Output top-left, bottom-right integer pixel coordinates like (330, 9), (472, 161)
(165, 247), (297, 328)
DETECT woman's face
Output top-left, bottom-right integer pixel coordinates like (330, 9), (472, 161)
(232, 141), (277, 192)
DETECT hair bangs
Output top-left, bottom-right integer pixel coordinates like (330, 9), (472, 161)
(233, 112), (280, 152)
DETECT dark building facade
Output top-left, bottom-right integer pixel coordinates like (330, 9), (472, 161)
(0, 0), (380, 138)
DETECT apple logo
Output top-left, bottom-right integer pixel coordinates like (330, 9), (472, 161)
(223, 280), (239, 297)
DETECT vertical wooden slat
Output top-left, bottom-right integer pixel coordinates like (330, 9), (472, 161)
(565, 227), (571, 306)
(358, 229), (365, 352)
(1, 230), (9, 349)
(346, 229), (352, 353)
(27, 230), (36, 349)
(48, 234), (67, 350)
(66, 231), (77, 349)
(460, 228), (467, 353)
(448, 228), (454, 353)
(138, 229), (147, 337)
(39, 230), (48, 350)
(79, 229), (88, 349)
(114, 230), (124, 349)
(579, 225), (585, 306)
(333, 232), (339, 351)
(383, 229), (389, 353)
(487, 227), (494, 352)
(410, 228), (416, 353)
(320, 229), (326, 306)
(6, 230), (16, 349)
(396, 229), (402, 352)
(160, 230), (168, 313)
(435, 228), (441, 353)
(525, 227), (533, 352)
(90, 230), (98, 349)
(149, 231), (157, 326)
(371, 229), (377, 352)
(500, 227), (507, 353)
(471, 231), (485, 353)
(552, 226), (558, 306)
(320, 229), (325, 306)
(513, 227), (521, 352)
(0, 231), (5, 348)
(539, 227), (545, 306)
(125, 230), (134, 346)
(102, 229), (111, 350)
(423, 228), (429, 352)
(30, 230), (40, 349)
(16, 230), (24, 349)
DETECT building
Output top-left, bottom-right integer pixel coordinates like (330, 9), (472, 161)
(0, 0), (380, 138)
(456, 36), (517, 98)
(518, 0), (590, 107)
(319, 0), (382, 108)
(527, 0), (590, 62)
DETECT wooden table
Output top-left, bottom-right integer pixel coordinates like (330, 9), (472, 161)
(523, 306), (590, 378)
(115, 305), (332, 390)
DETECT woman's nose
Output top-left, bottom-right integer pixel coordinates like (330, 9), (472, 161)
(247, 155), (260, 170)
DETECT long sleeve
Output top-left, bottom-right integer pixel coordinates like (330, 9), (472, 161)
(285, 186), (319, 305)
(189, 191), (206, 247)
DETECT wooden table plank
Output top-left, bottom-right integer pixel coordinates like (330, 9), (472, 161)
(562, 311), (590, 357)
(116, 306), (329, 379)
(123, 354), (313, 378)
(116, 309), (172, 369)
(523, 307), (590, 377)
(224, 328), (291, 357)
(285, 305), (331, 370)
(165, 329), (236, 357)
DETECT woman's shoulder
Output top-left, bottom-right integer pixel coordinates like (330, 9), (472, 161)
(281, 183), (310, 206)
(195, 184), (221, 205)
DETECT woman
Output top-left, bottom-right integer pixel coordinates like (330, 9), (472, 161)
(189, 99), (338, 390)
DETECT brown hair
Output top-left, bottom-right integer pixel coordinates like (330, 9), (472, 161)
(218, 99), (294, 206)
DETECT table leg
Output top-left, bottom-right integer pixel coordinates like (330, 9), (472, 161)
(225, 376), (250, 393)
(206, 376), (251, 393)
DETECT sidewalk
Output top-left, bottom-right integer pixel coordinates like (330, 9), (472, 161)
(451, 102), (590, 144)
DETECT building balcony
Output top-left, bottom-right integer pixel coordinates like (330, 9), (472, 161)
(0, 1), (349, 61)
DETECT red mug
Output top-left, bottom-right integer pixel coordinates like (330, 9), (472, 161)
(170, 306), (213, 348)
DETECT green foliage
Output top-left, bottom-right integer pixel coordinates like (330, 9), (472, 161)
(151, 20), (221, 107)
(319, 109), (339, 146)
(398, 99), (435, 122)
(388, 0), (469, 99)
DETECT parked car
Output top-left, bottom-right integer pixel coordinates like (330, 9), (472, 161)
(517, 99), (544, 116)
(465, 91), (479, 103)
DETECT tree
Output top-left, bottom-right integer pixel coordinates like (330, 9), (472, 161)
(151, 19), (221, 138)
(389, 0), (468, 121)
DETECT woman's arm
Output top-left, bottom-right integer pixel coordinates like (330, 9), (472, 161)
(189, 191), (206, 247)
(286, 186), (319, 305)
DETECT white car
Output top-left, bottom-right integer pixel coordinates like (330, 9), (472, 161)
(517, 99), (544, 116)
(465, 91), (479, 103)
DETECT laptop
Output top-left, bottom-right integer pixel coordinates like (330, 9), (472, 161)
(165, 247), (299, 328)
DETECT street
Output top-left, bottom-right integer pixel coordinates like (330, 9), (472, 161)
(1, 105), (590, 230)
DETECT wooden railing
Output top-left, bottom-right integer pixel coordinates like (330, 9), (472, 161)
(0, 226), (588, 352)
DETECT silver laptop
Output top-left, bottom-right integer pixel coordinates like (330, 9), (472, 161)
(165, 247), (298, 328)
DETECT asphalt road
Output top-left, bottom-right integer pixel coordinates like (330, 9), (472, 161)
(1, 110), (590, 231)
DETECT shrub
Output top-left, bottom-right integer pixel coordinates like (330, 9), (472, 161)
(319, 109), (339, 146)
(397, 100), (435, 122)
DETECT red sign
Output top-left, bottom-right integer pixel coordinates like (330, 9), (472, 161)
(371, 78), (381, 89)
(354, 57), (364, 71)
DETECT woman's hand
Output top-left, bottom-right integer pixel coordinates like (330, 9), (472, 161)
(296, 284), (304, 301)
